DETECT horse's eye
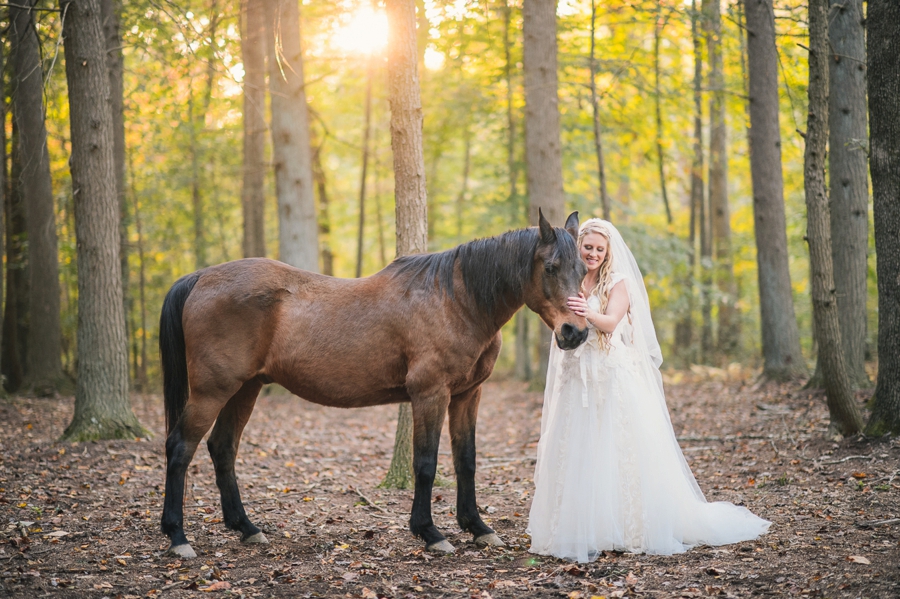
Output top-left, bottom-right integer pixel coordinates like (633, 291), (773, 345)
(545, 264), (558, 275)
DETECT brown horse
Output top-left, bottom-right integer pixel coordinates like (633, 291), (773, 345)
(159, 211), (588, 558)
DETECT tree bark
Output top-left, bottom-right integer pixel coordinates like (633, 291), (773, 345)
(241, 0), (267, 259)
(0, 39), (5, 380)
(803, 0), (863, 436)
(691, 0), (712, 363)
(11, 1), (64, 394)
(380, 0), (428, 489)
(866, 0), (900, 436)
(743, 0), (806, 380)
(826, 0), (869, 387)
(524, 0), (564, 385)
(654, 1), (672, 224)
(356, 56), (374, 278)
(589, 0), (610, 220)
(3, 122), (26, 392)
(311, 135), (334, 276)
(61, 0), (145, 441)
(265, 0), (319, 272)
(705, 0), (738, 359)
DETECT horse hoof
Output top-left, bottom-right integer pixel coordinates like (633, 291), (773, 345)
(425, 539), (456, 554)
(164, 544), (197, 559)
(241, 532), (269, 544)
(474, 533), (505, 548)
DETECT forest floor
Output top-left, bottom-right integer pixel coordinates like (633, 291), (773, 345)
(1, 368), (898, 598)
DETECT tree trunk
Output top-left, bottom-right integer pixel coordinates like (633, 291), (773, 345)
(241, 0), (267, 259)
(803, 0), (863, 436)
(311, 136), (334, 276)
(504, 0), (530, 382)
(705, 0), (737, 359)
(3, 122), (26, 392)
(0, 39), (5, 380)
(654, 1), (672, 224)
(127, 152), (149, 392)
(356, 56), (374, 278)
(380, 0), (428, 489)
(866, 0), (900, 436)
(265, 0), (319, 272)
(11, 1), (64, 395)
(691, 0), (712, 363)
(100, 1), (128, 321)
(826, 0), (869, 387)
(589, 0), (610, 220)
(524, 0), (564, 385)
(743, 0), (806, 380)
(61, 0), (145, 441)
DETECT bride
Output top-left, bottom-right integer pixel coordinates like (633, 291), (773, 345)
(527, 218), (770, 561)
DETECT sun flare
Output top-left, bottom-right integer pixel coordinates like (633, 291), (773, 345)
(333, 7), (389, 55)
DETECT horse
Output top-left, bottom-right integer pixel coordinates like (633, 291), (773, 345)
(159, 210), (589, 559)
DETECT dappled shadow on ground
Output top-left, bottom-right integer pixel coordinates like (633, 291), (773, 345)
(0, 375), (898, 598)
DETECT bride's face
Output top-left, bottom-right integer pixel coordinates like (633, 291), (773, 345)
(580, 232), (609, 273)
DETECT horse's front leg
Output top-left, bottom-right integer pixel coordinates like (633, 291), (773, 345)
(408, 391), (453, 553)
(449, 386), (504, 547)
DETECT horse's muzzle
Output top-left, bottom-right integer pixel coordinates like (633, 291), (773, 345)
(556, 323), (589, 350)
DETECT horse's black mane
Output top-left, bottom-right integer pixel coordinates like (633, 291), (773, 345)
(384, 226), (578, 317)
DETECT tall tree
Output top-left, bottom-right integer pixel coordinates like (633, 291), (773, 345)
(653, 0), (672, 224)
(826, 0), (868, 387)
(61, 0), (145, 441)
(690, 0), (710, 362)
(589, 0), (610, 220)
(241, 0), (267, 259)
(523, 0), (564, 383)
(503, 0), (530, 382)
(380, 0), (428, 489)
(356, 55), (374, 278)
(743, 0), (806, 380)
(866, 0), (900, 436)
(3, 123), (26, 391)
(705, 0), (738, 358)
(803, 0), (862, 435)
(265, 0), (319, 272)
(0, 37), (5, 376)
(11, 1), (64, 394)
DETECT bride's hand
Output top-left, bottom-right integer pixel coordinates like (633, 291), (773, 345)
(567, 293), (588, 317)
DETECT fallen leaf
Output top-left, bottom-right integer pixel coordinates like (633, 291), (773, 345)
(342, 572), (358, 581)
(43, 530), (69, 538)
(847, 555), (871, 565)
(201, 580), (231, 591)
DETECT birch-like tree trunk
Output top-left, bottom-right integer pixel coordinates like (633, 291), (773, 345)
(61, 0), (145, 441)
(803, 0), (863, 435)
(356, 56), (374, 278)
(524, 0), (564, 384)
(866, 0), (900, 436)
(691, 0), (711, 363)
(654, 1), (672, 224)
(265, 0), (319, 272)
(380, 0), (428, 489)
(11, 1), (64, 394)
(241, 0), (267, 258)
(743, 0), (806, 380)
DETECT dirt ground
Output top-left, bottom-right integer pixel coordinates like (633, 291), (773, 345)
(1, 370), (898, 598)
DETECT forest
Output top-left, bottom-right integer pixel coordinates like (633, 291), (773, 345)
(1, 0), (899, 597)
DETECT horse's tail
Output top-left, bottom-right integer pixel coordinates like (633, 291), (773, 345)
(160, 272), (202, 436)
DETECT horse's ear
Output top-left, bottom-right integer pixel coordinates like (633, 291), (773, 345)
(564, 211), (579, 240)
(538, 208), (556, 244)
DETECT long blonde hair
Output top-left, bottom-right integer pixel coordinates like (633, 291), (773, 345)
(578, 222), (615, 313)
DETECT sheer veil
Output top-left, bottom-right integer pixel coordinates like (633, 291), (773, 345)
(580, 218), (663, 371)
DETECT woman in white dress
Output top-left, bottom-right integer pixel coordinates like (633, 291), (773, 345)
(527, 218), (770, 562)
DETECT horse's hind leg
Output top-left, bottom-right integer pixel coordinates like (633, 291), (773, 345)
(162, 393), (232, 559)
(449, 386), (504, 547)
(206, 379), (266, 544)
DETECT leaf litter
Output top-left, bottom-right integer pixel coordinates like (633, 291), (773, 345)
(0, 374), (898, 597)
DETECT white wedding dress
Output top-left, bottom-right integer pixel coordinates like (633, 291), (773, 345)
(527, 272), (770, 562)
